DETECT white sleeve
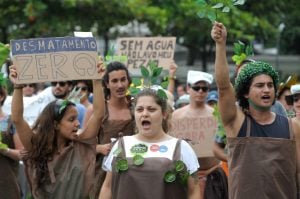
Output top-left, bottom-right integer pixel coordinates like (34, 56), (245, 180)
(102, 141), (119, 172)
(180, 140), (200, 174)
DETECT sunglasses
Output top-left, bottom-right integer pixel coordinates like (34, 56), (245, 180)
(24, 84), (34, 88)
(51, 82), (67, 87)
(293, 95), (300, 102)
(76, 86), (88, 91)
(191, 86), (209, 92)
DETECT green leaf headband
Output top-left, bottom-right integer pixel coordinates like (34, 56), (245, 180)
(54, 99), (75, 120)
(235, 61), (279, 93)
(128, 61), (169, 100)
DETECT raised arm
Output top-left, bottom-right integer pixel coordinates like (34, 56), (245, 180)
(211, 22), (242, 136)
(167, 61), (177, 95)
(78, 60), (105, 140)
(9, 65), (33, 150)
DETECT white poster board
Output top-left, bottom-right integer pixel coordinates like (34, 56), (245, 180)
(116, 37), (176, 69)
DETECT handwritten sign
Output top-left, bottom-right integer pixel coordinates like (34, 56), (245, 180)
(170, 116), (218, 158)
(10, 37), (99, 84)
(116, 37), (176, 69)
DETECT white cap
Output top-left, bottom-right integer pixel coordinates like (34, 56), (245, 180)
(291, 84), (300, 95)
(187, 70), (213, 85)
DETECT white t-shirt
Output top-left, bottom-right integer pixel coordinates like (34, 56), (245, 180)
(103, 136), (200, 174)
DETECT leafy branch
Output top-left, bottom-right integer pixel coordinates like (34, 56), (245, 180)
(231, 40), (254, 65)
(197, 0), (246, 23)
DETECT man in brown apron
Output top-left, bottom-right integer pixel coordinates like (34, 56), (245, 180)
(211, 22), (300, 199)
(91, 61), (136, 198)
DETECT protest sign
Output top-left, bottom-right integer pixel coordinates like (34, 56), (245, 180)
(10, 36), (99, 84)
(116, 37), (176, 69)
(170, 116), (218, 158)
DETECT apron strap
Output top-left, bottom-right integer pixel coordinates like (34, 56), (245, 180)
(246, 116), (251, 137)
(288, 118), (294, 140)
(172, 139), (182, 160)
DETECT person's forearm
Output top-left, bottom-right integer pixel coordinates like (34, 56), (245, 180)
(11, 88), (24, 123)
(92, 79), (105, 120)
(215, 43), (231, 90)
(0, 148), (21, 161)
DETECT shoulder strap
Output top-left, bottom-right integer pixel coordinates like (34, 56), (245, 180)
(288, 118), (294, 140)
(172, 139), (182, 160)
(246, 116), (251, 137)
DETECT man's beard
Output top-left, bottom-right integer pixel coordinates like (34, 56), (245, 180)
(54, 92), (68, 99)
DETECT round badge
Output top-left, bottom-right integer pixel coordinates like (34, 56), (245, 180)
(150, 144), (160, 152)
(130, 143), (148, 154)
(159, 145), (168, 153)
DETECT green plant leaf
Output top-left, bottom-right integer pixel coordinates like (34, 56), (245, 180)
(129, 87), (140, 96)
(133, 154), (144, 166)
(233, 0), (246, 5)
(164, 171), (176, 183)
(212, 3), (223, 9)
(148, 61), (157, 72)
(197, 11), (206, 18)
(222, 6), (230, 13)
(0, 43), (10, 68)
(161, 80), (169, 89)
(141, 65), (150, 78)
(196, 0), (207, 6)
(245, 45), (254, 56)
(152, 67), (163, 78)
(116, 159), (128, 172)
(157, 89), (168, 100)
(132, 78), (142, 86)
(207, 10), (216, 23)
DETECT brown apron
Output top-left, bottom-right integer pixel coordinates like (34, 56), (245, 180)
(93, 105), (135, 198)
(0, 118), (21, 199)
(111, 138), (187, 199)
(227, 117), (297, 199)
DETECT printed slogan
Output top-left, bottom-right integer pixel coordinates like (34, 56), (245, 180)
(116, 37), (176, 69)
(170, 116), (218, 158)
(11, 36), (99, 84)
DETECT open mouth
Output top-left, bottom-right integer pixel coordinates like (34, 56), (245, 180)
(141, 120), (151, 129)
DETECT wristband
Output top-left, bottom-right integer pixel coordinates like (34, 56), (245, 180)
(14, 84), (24, 89)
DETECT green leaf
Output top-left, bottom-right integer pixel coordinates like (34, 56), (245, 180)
(233, 0), (246, 6)
(245, 45), (254, 56)
(141, 65), (150, 78)
(196, 0), (207, 6)
(132, 78), (142, 86)
(133, 154), (144, 166)
(116, 159), (128, 172)
(164, 171), (176, 183)
(207, 10), (216, 23)
(197, 11), (206, 18)
(212, 3), (224, 9)
(152, 67), (163, 78)
(129, 87), (140, 96)
(157, 89), (168, 100)
(178, 172), (190, 185)
(0, 43), (10, 68)
(222, 6), (230, 13)
(175, 160), (185, 172)
(151, 76), (158, 85)
(161, 80), (169, 89)
(148, 61), (157, 73)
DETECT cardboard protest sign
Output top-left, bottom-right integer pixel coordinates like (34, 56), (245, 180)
(10, 36), (99, 84)
(116, 37), (176, 69)
(170, 116), (218, 158)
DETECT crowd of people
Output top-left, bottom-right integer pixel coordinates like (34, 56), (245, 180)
(0, 22), (300, 199)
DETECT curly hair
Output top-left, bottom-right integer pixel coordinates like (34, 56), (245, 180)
(28, 99), (75, 187)
(234, 61), (279, 111)
(102, 61), (132, 100)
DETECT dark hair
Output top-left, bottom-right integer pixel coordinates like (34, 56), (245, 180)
(133, 88), (169, 132)
(235, 61), (279, 110)
(29, 99), (75, 187)
(102, 61), (132, 100)
(0, 86), (7, 106)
